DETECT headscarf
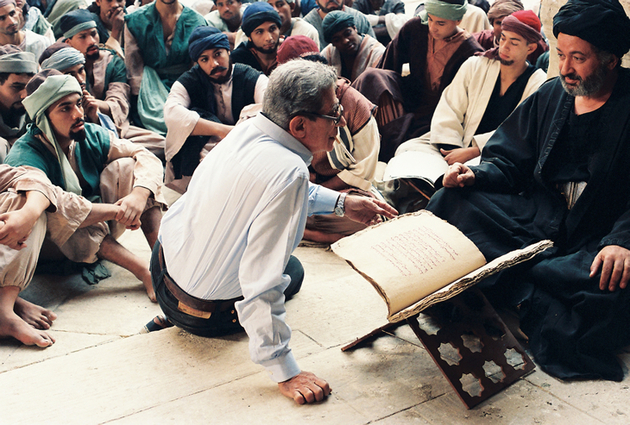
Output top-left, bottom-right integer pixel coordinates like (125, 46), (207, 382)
(501, 10), (542, 44)
(38, 41), (72, 65)
(23, 73), (84, 195)
(188, 26), (230, 62)
(322, 10), (356, 44)
(553, 0), (630, 58)
(0, 46), (38, 74)
(241, 2), (282, 37)
(419, 0), (467, 23)
(59, 8), (97, 39)
(487, 0), (523, 25)
(41, 47), (85, 71)
(277, 35), (319, 64)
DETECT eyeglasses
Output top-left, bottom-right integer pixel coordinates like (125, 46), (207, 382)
(295, 103), (344, 126)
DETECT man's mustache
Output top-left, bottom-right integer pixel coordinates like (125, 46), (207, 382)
(211, 66), (228, 75)
(562, 73), (582, 82)
(73, 118), (85, 127)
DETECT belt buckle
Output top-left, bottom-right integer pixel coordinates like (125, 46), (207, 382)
(177, 301), (212, 319)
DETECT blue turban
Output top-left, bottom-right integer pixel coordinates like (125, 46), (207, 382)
(41, 47), (85, 72)
(553, 0), (630, 58)
(188, 26), (230, 62)
(241, 2), (282, 37)
(59, 9), (97, 39)
(322, 11), (356, 44)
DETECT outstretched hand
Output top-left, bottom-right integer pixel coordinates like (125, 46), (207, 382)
(442, 163), (476, 188)
(278, 371), (331, 405)
(590, 245), (630, 291)
(344, 195), (398, 226)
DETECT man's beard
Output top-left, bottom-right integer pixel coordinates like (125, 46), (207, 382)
(499, 58), (514, 66)
(208, 62), (232, 84)
(70, 124), (86, 142)
(560, 62), (608, 97)
(318, 0), (342, 12)
(253, 40), (279, 55)
(86, 47), (100, 61)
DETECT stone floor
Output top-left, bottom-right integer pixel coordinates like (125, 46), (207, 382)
(2, 216), (630, 424)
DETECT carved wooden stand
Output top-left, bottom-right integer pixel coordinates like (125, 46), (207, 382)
(342, 288), (535, 409)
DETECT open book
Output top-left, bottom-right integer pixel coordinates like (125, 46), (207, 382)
(382, 141), (481, 188)
(331, 211), (553, 323)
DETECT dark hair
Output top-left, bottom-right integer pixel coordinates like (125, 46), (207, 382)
(300, 54), (329, 65)
(0, 71), (36, 85)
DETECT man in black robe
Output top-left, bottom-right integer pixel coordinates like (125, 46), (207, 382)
(426, 0), (630, 381)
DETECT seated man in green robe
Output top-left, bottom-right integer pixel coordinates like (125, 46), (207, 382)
(6, 71), (166, 302)
(124, 0), (207, 135)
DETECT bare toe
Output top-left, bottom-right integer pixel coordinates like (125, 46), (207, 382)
(14, 298), (56, 330)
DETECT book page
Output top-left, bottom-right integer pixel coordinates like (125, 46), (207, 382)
(332, 211), (486, 316)
(382, 143), (448, 184)
(389, 239), (554, 322)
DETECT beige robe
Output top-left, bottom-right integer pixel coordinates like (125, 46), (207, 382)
(0, 165), (91, 289)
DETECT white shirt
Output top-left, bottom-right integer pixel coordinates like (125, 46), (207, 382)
(159, 113), (338, 382)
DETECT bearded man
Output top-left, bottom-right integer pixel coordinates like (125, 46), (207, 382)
(426, 0), (630, 382)
(163, 26), (267, 192)
(230, 2), (282, 76)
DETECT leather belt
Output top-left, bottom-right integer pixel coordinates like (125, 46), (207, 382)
(158, 246), (243, 319)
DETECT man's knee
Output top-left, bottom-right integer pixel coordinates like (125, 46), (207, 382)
(284, 255), (304, 300)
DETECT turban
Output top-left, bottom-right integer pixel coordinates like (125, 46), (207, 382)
(487, 0), (523, 24)
(419, 0), (467, 23)
(553, 0), (630, 58)
(241, 2), (282, 37)
(41, 47), (85, 72)
(59, 9), (97, 39)
(322, 11), (356, 44)
(0, 46), (37, 74)
(188, 26), (230, 62)
(277, 35), (319, 64)
(23, 73), (84, 195)
(501, 10), (542, 44)
(39, 42), (72, 64)
(0, 0), (16, 8)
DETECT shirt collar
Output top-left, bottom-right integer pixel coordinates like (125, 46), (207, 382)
(254, 113), (313, 165)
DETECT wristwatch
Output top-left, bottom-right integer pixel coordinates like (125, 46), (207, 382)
(334, 193), (347, 217)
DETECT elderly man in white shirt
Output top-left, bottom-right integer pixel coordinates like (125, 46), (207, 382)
(149, 59), (397, 405)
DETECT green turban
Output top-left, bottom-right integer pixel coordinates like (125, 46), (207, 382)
(23, 74), (84, 195)
(419, 0), (467, 23)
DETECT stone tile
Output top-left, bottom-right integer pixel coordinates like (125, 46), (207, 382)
(411, 380), (605, 424)
(294, 245), (349, 267)
(50, 263), (162, 336)
(0, 332), (120, 373)
(287, 271), (391, 348)
(320, 335), (451, 419)
(524, 365), (630, 424)
(372, 410), (432, 424)
(107, 371), (368, 425)
(0, 328), (322, 425)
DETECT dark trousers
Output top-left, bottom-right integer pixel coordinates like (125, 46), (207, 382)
(150, 241), (304, 338)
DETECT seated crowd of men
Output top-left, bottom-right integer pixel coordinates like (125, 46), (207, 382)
(1, 0), (630, 407)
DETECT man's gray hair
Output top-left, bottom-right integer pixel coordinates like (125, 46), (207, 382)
(263, 59), (338, 130)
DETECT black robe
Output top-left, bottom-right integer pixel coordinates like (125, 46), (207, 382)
(427, 68), (630, 381)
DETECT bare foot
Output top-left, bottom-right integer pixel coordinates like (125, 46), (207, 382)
(0, 311), (55, 347)
(138, 267), (156, 303)
(14, 297), (57, 330)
